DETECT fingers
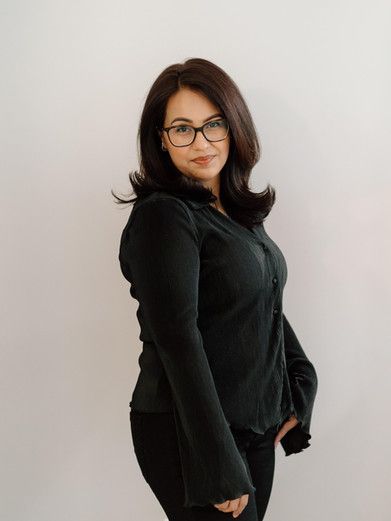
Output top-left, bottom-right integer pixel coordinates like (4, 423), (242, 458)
(214, 494), (249, 517)
(274, 416), (300, 447)
(214, 498), (239, 513)
(232, 495), (248, 518)
(213, 499), (229, 510)
(274, 425), (288, 447)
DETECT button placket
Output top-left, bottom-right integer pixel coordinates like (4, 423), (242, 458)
(262, 244), (280, 318)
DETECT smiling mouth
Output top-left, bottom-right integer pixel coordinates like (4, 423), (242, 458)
(192, 155), (215, 164)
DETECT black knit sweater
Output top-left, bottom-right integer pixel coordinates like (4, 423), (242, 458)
(118, 190), (318, 508)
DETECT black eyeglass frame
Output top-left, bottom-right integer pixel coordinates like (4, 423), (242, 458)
(156, 118), (230, 148)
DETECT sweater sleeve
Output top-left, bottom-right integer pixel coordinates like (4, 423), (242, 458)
(119, 198), (256, 508)
(280, 313), (318, 456)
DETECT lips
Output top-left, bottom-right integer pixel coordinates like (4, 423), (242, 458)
(193, 155), (215, 164)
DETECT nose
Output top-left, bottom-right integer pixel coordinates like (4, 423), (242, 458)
(192, 129), (210, 149)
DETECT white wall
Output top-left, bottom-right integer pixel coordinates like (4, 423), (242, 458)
(1, 1), (390, 520)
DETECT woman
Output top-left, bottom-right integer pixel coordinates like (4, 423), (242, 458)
(114, 58), (318, 520)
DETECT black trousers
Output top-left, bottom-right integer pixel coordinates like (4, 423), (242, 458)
(130, 409), (279, 520)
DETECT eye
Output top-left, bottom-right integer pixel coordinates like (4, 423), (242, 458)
(174, 125), (192, 133)
(205, 119), (224, 129)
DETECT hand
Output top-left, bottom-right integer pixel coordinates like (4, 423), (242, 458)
(274, 414), (299, 447)
(213, 493), (249, 518)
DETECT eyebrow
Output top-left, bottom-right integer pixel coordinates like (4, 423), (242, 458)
(170, 112), (223, 125)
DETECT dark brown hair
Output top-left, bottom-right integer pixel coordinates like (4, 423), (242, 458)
(111, 57), (276, 227)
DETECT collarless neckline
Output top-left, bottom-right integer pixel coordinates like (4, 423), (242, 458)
(206, 203), (263, 245)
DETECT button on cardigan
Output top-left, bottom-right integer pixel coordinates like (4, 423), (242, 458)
(118, 190), (318, 508)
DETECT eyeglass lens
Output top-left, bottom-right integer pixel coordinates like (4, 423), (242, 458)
(168, 119), (228, 146)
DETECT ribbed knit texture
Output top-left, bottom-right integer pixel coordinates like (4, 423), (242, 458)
(118, 191), (318, 508)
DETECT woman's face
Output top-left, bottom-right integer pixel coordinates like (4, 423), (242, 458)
(160, 88), (230, 185)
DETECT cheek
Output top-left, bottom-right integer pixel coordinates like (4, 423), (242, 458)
(220, 142), (230, 161)
(169, 150), (187, 166)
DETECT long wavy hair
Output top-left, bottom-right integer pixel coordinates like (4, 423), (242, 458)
(111, 57), (276, 227)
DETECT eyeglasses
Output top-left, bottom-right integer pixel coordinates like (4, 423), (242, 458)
(158, 118), (230, 147)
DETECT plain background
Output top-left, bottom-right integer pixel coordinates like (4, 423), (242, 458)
(1, 1), (390, 520)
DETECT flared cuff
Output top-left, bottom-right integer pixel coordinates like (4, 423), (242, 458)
(280, 419), (312, 456)
(172, 403), (256, 508)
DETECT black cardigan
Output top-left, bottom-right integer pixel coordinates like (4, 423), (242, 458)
(118, 190), (318, 508)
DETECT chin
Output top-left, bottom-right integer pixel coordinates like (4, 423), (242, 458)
(192, 170), (220, 181)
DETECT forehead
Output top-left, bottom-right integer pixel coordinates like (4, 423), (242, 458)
(164, 88), (220, 124)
